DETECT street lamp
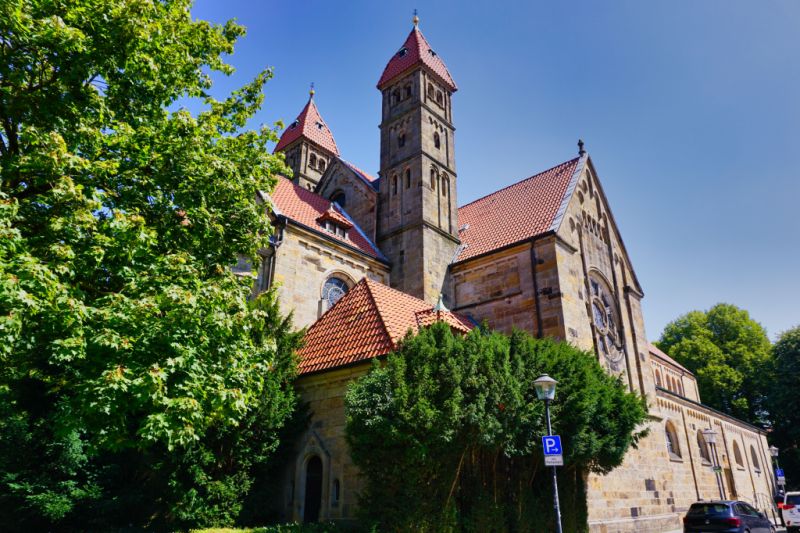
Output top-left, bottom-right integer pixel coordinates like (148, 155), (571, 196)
(534, 374), (563, 533)
(702, 428), (725, 500)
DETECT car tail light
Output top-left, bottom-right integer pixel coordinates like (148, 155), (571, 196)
(724, 517), (742, 527)
(784, 503), (796, 510)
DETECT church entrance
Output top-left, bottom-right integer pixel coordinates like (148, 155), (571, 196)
(304, 456), (323, 523)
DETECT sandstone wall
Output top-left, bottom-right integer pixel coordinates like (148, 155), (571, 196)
(268, 225), (389, 328)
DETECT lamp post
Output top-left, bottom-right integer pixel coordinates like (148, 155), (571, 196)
(702, 428), (725, 500)
(534, 374), (563, 533)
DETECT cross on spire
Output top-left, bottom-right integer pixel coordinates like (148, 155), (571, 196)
(413, 9), (419, 27)
(309, 82), (315, 99)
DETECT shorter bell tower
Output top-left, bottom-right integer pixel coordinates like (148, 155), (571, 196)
(274, 86), (340, 190)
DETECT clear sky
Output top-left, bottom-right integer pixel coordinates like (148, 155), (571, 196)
(190, 0), (800, 341)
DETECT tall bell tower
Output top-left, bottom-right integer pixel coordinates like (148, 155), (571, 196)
(376, 15), (460, 304)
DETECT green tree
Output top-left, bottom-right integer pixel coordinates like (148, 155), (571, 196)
(0, 0), (296, 529)
(767, 326), (800, 490)
(345, 323), (648, 533)
(656, 303), (772, 425)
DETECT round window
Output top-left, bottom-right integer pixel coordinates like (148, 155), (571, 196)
(589, 278), (624, 369)
(322, 277), (349, 308)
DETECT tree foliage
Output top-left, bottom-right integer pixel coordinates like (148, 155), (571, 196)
(345, 323), (648, 532)
(0, 0), (296, 528)
(767, 326), (800, 490)
(656, 303), (772, 425)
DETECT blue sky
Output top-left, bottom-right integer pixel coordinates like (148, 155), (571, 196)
(190, 0), (800, 341)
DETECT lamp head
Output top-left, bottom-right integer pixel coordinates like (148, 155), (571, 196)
(770, 445), (779, 457)
(701, 428), (717, 444)
(534, 374), (558, 401)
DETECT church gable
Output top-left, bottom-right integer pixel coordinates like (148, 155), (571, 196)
(315, 158), (379, 241)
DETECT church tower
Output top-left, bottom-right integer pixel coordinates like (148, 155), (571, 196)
(376, 16), (460, 304)
(274, 88), (339, 190)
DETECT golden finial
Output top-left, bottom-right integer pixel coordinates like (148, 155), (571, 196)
(413, 9), (419, 27)
(309, 82), (315, 99)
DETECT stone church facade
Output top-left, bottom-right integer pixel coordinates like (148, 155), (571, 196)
(254, 19), (778, 532)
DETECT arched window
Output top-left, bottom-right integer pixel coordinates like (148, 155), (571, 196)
(665, 421), (681, 459)
(322, 277), (349, 309)
(750, 446), (760, 472)
(330, 191), (346, 209)
(403, 84), (412, 99)
(678, 380), (684, 397)
(309, 153), (317, 168)
(434, 132), (441, 149)
(436, 90), (444, 105)
(697, 431), (711, 463)
(427, 83), (435, 99)
(441, 174), (448, 197)
(405, 168), (411, 189)
(398, 132), (406, 148)
(391, 89), (400, 106)
(392, 175), (398, 195)
(589, 276), (624, 369)
(655, 370), (662, 387)
(332, 478), (341, 506)
(319, 159), (326, 172)
(733, 441), (744, 467)
(430, 168), (437, 190)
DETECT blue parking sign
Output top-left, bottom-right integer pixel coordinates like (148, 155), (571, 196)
(542, 435), (562, 456)
(776, 468), (784, 477)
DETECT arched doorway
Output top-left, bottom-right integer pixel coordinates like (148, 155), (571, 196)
(304, 456), (323, 523)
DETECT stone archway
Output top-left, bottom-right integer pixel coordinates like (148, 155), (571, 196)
(304, 455), (323, 523)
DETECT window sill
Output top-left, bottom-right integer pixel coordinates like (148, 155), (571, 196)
(700, 460), (712, 466)
(669, 454), (684, 463)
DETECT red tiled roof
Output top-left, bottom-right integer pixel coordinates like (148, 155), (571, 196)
(268, 178), (382, 259)
(456, 157), (584, 262)
(298, 278), (473, 375)
(274, 97), (339, 155)
(649, 343), (693, 375)
(377, 26), (457, 91)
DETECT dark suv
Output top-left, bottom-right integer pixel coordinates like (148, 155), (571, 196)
(683, 501), (775, 532)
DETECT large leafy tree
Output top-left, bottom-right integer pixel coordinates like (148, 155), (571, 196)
(766, 326), (800, 490)
(0, 0), (296, 529)
(656, 303), (772, 425)
(345, 323), (648, 532)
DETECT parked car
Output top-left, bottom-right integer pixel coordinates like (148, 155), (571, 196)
(781, 491), (800, 532)
(683, 500), (775, 532)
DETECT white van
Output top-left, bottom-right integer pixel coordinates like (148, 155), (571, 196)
(783, 491), (800, 532)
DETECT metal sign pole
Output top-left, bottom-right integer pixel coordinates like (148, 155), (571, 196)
(545, 399), (563, 533)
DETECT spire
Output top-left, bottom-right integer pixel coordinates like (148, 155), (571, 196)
(377, 24), (457, 91)
(578, 139), (586, 156)
(432, 293), (449, 318)
(274, 92), (339, 156)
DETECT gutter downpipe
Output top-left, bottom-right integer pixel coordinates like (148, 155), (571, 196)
(529, 236), (545, 338)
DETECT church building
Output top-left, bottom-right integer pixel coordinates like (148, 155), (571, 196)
(255, 17), (777, 532)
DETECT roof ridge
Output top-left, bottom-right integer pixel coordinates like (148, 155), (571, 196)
(458, 156), (580, 210)
(548, 153), (588, 233)
(362, 278), (398, 351)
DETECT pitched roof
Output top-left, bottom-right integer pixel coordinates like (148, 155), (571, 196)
(297, 278), (473, 375)
(274, 97), (339, 155)
(456, 156), (585, 262)
(649, 343), (693, 375)
(268, 178), (384, 260)
(377, 26), (457, 91)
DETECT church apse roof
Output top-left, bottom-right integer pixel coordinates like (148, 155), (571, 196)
(297, 278), (473, 375)
(274, 96), (340, 156)
(456, 156), (585, 262)
(266, 178), (384, 261)
(377, 25), (457, 91)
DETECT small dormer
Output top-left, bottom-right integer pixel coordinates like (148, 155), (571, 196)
(316, 206), (353, 239)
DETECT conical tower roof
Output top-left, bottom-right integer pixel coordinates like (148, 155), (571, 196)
(274, 95), (339, 155)
(377, 25), (457, 92)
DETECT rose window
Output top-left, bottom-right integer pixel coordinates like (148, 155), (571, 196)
(322, 277), (349, 309)
(589, 278), (624, 369)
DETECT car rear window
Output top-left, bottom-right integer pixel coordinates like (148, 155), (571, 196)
(688, 503), (730, 516)
(786, 494), (800, 506)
